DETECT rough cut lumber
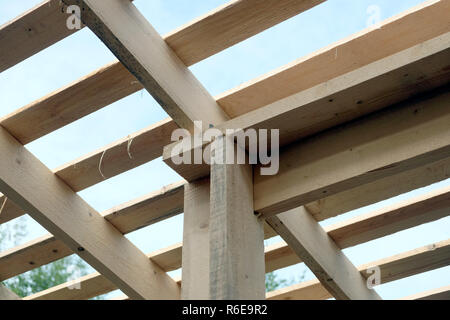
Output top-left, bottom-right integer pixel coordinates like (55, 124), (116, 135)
(0, 181), (184, 281)
(4, 180), (449, 284)
(164, 33), (450, 181)
(306, 157), (450, 222)
(402, 285), (450, 300)
(166, 0), (325, 66)
(55, 118), (179, 192)
(266, 207), (382, 300)
(3, 0), (447, 146)
(254, 89), (450, 216)
(0, 126), (179, 300)
(268, 239), (450, 300)
(63, 0), (229, 131)
(0, 121), (182, 224)
(1, 62), (144, 145)
(0, 0), (78, 73)
(0, 284), (21, 300)
(217, 0), (450, 117)
(182, 178), (210, 299)
(0, 194), (24, 225)
(209, 137), (265, 299)
(28, 238), (450, 300)
(25, 246), (183, 301)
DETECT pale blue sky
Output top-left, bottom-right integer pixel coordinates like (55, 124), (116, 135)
(0, 0), (448, 300)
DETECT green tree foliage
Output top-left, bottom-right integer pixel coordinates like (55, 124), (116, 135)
(0, 217), (91, 298)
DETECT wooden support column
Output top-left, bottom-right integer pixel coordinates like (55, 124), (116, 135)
(181, 178), (210, 299)
(209, 136), (265, 300)
(266, 207), (382, 300)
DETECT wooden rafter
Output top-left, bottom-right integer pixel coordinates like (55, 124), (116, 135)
(266, 207), (381, 300)
(0, 126), (179, 300)
(62, 0), (229, 131)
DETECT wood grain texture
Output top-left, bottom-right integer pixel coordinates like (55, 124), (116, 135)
(4, 0), (447, 147)
(5, 178), (449, 285)
(0, 126), (179, 300)
(209, 136), (265, 300)
(0, 0), (79, 73)
(402, 285), (450, 300)
(1, 62), (141, 145)
(306, 157), (450, 222)
(254, 90), (450, 216)
(0, 181), (184, 281)
(267, 207), (381, 300)
(217, 0), (450, 117)
(165, 0), (325, 66)
(268, 239), (450, 300)
(164, 33), (450, 181)
(182, 178), (210, 299)
(28, 238), (450, 300)
(63, 0), (228, 131)
(0, 284), (21, 300)
(55, 118), (179, 192)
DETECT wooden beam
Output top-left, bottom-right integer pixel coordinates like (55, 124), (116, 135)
(4, 175), (450, 288)
(268, 239), (450, 300)
(164, 33), (450, 181)
(0, 284), (20, 300)
(0, 126), (179, 300)
(306, 157), (450, 222)
(63, 0), (228, 131)
(181, 178), (210, 299)
(254, 89), (450, 217)
(209, 137), (265, 299)
(27, 238), (450, 300)
(0, 0), (79, 73)
(217, 0), (450, 117)
(402, 285), (450, 300)
(0, 181), (184, 281)
(3, 0), (447, 146)
(24, 246), (183, 301)
(266, 207), (381, 300)
(166, 0), (324, 66)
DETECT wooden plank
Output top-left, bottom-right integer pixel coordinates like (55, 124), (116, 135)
(1, 62), (142, 145)
(268, 239), (450, 300)
(306, 157), (450, 222)
(217, 0), (450, 117)
(254, 89), (450, 217)
(62, 0), (228, 131)
(28, 238), (450, 300)
(0, 235), (70, 281)
(0, 126), (179, 300)
(266, 207), (381, 300)
(55, 118), (178, 192)
(165, 0), (324, 66)
(0, 181), (184, 281)
(209, 136), (265, 299)
(3, 0), (447, 146)
(164, 33), (450, 181)
(4, 179), (449, 284)
(24, 247), (183, 301)
(0, 194), (24, 225)
(0, 0), (79, 73)
(326, 185), (450, 248)
(402, 285), (450, 300)
(0, 284), (21, 300)
(102, 181), (185, 234)
(181, 178), (210, 299)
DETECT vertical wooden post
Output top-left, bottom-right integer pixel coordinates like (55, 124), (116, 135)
(181, 178), (211, 299)
(209, 136), (265, 300)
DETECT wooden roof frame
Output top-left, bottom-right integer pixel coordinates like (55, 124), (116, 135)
(0, 0), (449, 300)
